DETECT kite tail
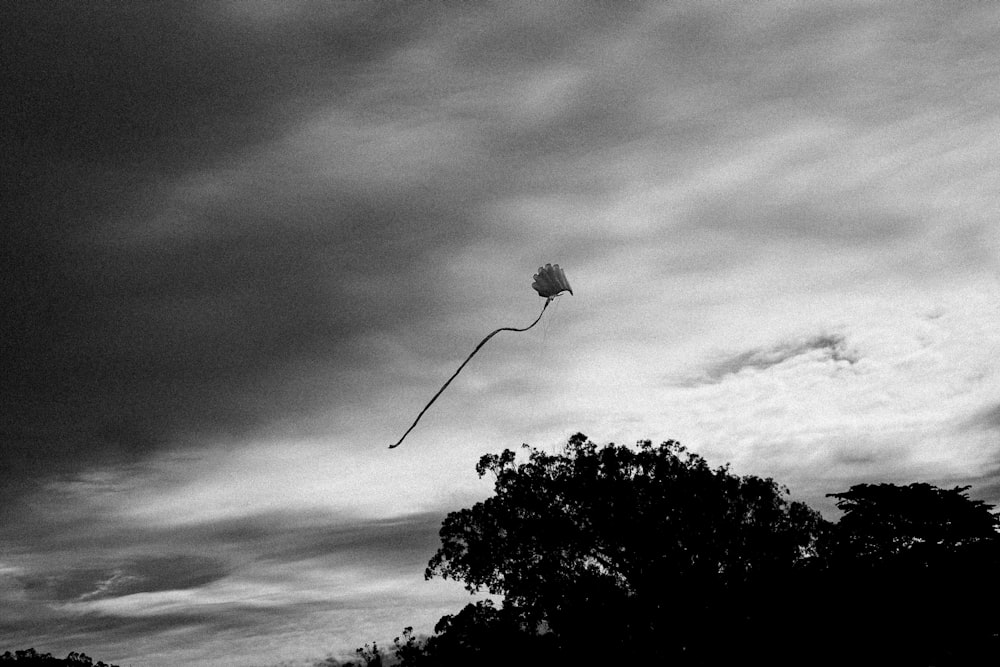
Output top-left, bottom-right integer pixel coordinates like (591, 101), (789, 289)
(389, 298), (552, 449)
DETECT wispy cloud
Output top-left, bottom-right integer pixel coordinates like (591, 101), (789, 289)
(687, 333), (859, 386)
(2, 507), (470, 665)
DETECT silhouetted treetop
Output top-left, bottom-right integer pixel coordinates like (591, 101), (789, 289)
(819, 482), (1000, 664)
(0, 649), (118, 667)
(429, 433), (824, 596)
(353, 434), (1000, 665)
(424, 433), (825, 662)
(827, 482), (1000, 561)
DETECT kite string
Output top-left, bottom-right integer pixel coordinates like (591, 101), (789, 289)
(389, 298), (552, 449)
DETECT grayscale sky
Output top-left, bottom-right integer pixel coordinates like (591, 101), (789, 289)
(3, 1), (1000, 665)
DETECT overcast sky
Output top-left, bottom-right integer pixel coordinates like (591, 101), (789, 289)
(3, 1), (1000, 665)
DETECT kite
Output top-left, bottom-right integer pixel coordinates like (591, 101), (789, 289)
(389, 263), (572, 448)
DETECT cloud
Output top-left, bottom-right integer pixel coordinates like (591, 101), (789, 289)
(20, 555), (229, 603)
(969, 403), (1000, 431)
(2, 508), (464, 665)
(651, 285), (1000, 512)
(0, 1), (467, 488)
(6, 0), (1000, 494)
(690, 333), (859, 385)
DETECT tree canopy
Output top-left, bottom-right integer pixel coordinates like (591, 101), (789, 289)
(827, 482), (999, 560)
(351, 434), (1000, 666)
(0, 649), (117, 667)
(816, 482), (1000, 664)
(425, 434), (826, 664)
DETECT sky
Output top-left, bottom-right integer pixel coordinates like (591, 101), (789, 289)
(3, 0), (1000, 664)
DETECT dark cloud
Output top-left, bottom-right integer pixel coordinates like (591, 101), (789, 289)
(0, 500), (444, 576)
(7, 509), (445, 586)
(1, 1), (425, 175)
(691, 333), (859, 385)
(19, 555), (229, 603)
(0, 1), (455, 487)
(155, 510), (446, 571)
(969, 403), (1000, 432)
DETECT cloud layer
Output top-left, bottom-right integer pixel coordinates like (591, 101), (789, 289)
(4, 1), (1000, 664)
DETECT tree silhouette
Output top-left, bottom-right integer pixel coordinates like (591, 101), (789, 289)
(827, 482), (999, 560)
(356, 436), (1000, 665)
(421, 433), (826, 664)
(814, 482), (1000, 664)
(0, 649), (117, 667)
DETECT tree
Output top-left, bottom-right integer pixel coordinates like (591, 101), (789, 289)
(827, 482), (999, 561)
(816, 483), (1000, 665)
(424, 433), (826, 663)
(0, 650), (116, 667)
(412, 601), (558, 667)
(348, 641), (383, 667)
(357, 436), (1000, 665)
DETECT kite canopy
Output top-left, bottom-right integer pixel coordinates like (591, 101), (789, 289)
(532, 263), (573, 298)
